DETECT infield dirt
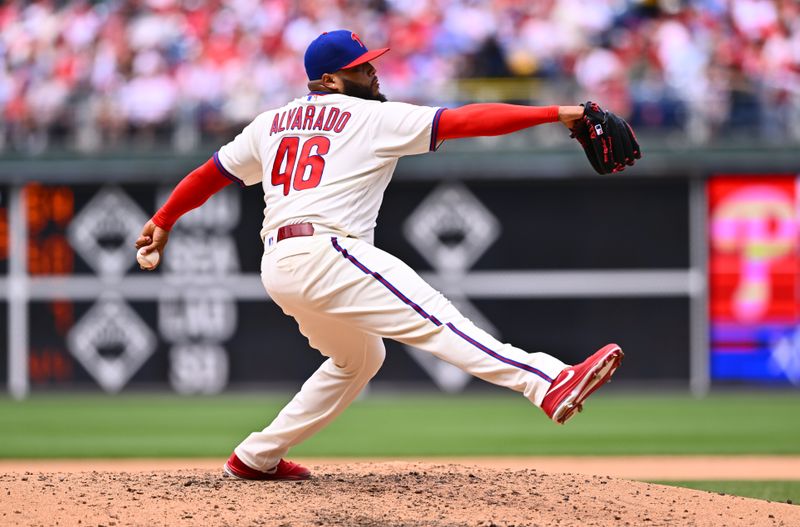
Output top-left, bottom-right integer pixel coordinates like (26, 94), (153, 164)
(2, 461), (799, 527)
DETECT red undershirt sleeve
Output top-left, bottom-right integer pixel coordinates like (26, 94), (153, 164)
(436, 104), (560, 140)
(151, 157), (232, 231)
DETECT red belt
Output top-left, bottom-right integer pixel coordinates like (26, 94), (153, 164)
(277, 223), (315, 242)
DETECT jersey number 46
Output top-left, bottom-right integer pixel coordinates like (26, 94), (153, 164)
(271, 136), (330, 196)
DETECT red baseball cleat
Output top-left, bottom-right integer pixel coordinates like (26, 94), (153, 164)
(541, 343), (623, 425)
(223, 452), (311, 481)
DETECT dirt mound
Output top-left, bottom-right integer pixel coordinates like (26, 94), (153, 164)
(2, 462), (798, 526)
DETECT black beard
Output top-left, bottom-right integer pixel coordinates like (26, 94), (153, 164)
(342, 79), (387, 102)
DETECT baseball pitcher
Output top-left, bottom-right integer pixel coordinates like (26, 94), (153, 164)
(136, 30), (639, 480)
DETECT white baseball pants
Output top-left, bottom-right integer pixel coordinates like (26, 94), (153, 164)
(234, 235), (567, 471)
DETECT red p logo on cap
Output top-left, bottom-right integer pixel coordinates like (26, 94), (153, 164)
(305, 30), (390, 80)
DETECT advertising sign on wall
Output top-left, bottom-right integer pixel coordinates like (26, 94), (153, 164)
(709, 175), (800, 384)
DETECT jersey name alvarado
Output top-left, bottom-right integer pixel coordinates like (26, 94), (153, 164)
(270, 105), (352, 135)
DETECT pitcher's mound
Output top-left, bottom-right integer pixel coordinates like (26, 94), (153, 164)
(2, 462), (798, 526)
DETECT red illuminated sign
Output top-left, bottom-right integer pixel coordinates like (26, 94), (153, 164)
(709, 176), (799, 323)
(709, 174), (800, 384)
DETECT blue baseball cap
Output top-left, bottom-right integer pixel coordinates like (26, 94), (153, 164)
(304, 30), (390, 80)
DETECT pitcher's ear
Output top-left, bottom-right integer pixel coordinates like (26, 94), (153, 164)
(321, 72), (341, 92)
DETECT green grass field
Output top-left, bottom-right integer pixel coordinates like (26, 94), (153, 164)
(1, 391), (798, 458)
(651, 481), (800, 504)
(3, 391), (799, 504)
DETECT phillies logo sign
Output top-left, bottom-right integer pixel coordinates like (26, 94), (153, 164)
(351, 32), (365, 48)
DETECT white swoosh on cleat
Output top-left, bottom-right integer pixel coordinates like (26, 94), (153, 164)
(550, 369), (575, 392)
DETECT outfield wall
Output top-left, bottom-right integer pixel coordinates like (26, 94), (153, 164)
(1, 146), (798, 396)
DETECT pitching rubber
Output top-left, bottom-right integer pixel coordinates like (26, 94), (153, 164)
(551, 345), (623, 425)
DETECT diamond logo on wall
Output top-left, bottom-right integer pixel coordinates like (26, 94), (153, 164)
(68, 187), (148, 276)
(403, 184), (503, 392)
(403, 183), (500, 272)
(67, 296), (157, 393)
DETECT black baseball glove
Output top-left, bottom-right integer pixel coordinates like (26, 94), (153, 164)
(569, 101), (641, 175)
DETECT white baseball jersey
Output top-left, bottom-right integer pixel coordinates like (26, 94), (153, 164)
(219, 93), (576, 472)
(215, 93), (445, 243)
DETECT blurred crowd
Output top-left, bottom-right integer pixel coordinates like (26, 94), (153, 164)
(1, 0), (799, 153)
